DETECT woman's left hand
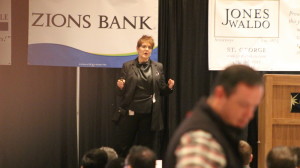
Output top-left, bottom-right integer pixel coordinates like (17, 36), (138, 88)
(168, 79), (175, 89)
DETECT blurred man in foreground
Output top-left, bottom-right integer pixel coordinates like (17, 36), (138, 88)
(165, 64), (264, 168)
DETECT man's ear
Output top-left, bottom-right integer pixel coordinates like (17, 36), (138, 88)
(249, 154), (253, 163)
(214, 86), (225, 98)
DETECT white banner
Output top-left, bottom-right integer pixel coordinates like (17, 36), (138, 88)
(0, 0), (11, 65)
(28, 0), (158, 67)
(209, 0), (300, 71)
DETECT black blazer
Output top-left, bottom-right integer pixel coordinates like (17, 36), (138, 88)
(118, 59), (173, 131)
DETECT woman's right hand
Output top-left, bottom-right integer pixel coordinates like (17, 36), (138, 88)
(117, 79), (125, 90)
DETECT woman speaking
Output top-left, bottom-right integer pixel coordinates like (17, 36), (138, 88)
(115, 35), (175, 157)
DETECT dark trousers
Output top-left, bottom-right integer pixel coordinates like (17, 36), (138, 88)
(114, 113), (154, 157)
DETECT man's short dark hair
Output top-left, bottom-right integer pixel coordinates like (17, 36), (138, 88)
(239, 140), (252, 165)
(291, 146), (300, 167)
(105, 158), (125, 168)
(266, 146), (297, 168)
(81, 148), (108, 168)
(213, 64), (263, 96)
(126, 146), (156, 168)
(99, 146), (118, 162)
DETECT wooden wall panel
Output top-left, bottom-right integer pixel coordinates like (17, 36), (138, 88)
(258, 74), (300, 168)
(272, 125), (300, 146)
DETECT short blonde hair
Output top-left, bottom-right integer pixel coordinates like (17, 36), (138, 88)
(136, 35), (154, 49)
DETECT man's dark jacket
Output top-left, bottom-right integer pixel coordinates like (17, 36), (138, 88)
(164, 99), (243, 168)
(118, 59), (173, 131)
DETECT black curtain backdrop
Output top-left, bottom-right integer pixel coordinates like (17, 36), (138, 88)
(79, 0), (213, 162)
(0, 0), (296, 168)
